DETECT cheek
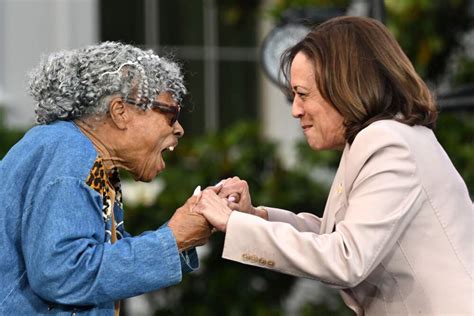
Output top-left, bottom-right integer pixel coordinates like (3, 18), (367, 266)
(310, 112), (343, 146)
(142, 129), (164, 151)
(327, 116), (346, 147)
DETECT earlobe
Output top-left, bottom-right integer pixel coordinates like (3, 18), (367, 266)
(108, 97), (129, 129)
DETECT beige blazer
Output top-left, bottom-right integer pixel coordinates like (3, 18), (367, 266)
(222, 120), (473, 315)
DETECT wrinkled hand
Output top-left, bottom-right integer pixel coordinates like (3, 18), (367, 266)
(168, 195), (212, 252)
(194, 189), (232, 232)
(216, 176), (256, 215)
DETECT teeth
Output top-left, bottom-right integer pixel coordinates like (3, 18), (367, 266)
(168, 146), (175, 152)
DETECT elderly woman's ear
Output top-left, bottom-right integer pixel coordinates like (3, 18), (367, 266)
(108, 97), (130, 129)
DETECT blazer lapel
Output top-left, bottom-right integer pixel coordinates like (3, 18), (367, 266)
(320, 144), (349, 234)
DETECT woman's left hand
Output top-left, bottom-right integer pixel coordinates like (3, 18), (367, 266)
(194, 189), (232, 232)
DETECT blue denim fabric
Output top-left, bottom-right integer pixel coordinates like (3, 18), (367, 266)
(0, 121), (198, 315)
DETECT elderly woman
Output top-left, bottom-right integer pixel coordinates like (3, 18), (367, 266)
(0, 42), (211, 315)
(196, 16), (473, 315)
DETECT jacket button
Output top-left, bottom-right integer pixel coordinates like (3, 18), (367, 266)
(241, 253), (249, 261)
(336, 182), (343, 193)
(249, 255), (258, 263)
(258, 258), (267, 265)
(267, 260), (275, 267)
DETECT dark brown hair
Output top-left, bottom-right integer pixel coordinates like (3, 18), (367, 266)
(281, 16), (438, 144)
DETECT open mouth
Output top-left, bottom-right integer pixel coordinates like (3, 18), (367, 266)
(158, 145), (177, 171)
(161, 145), (175, 156)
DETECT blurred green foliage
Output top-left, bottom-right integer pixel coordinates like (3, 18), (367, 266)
(385, 0), (472, 81)
(453, 57), (474, 87)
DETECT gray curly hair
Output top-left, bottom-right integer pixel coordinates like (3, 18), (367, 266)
(28, 41), (187, 124)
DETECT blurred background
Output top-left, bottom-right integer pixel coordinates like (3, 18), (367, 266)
(1, 0), (473, 315)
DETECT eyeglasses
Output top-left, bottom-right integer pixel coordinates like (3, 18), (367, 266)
(125, 98), (180, 126)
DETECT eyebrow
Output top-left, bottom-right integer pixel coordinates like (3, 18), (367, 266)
(292, 85), (309, 92)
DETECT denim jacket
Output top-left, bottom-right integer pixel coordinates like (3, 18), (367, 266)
(0, 121), (198, 315)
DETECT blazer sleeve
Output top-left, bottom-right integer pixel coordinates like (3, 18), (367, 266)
(222, 124), (424, 288)
(265, 207), (322, 233)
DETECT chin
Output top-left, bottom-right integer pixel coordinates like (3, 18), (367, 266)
(133, 171), (156, 183)
(308, 141), (344, 151)
(141, 170), (162, 182)
(134, 161), (165, 182)
(139, 177), (153, 183)
(306, 139), (322, 151)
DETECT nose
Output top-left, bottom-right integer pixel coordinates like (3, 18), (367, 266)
(291, 97), (304, 119)
(173, 121), (184, 138)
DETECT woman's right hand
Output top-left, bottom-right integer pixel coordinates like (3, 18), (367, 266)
(216, 176), (257, 216)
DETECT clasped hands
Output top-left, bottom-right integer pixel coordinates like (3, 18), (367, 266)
(168, 177), (260, 252)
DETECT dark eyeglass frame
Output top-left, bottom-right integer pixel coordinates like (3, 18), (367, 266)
(124, 98), (180, 126)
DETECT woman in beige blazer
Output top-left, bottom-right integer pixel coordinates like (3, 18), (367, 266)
(195, 16), (473, 315)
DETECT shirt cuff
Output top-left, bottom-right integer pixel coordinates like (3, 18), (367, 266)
(180, 248), (199, 273)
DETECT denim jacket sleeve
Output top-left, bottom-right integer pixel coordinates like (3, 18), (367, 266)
(155, 221), (200, 273)
(21, 176), (185, 306)
(137, 230), (199, 273)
